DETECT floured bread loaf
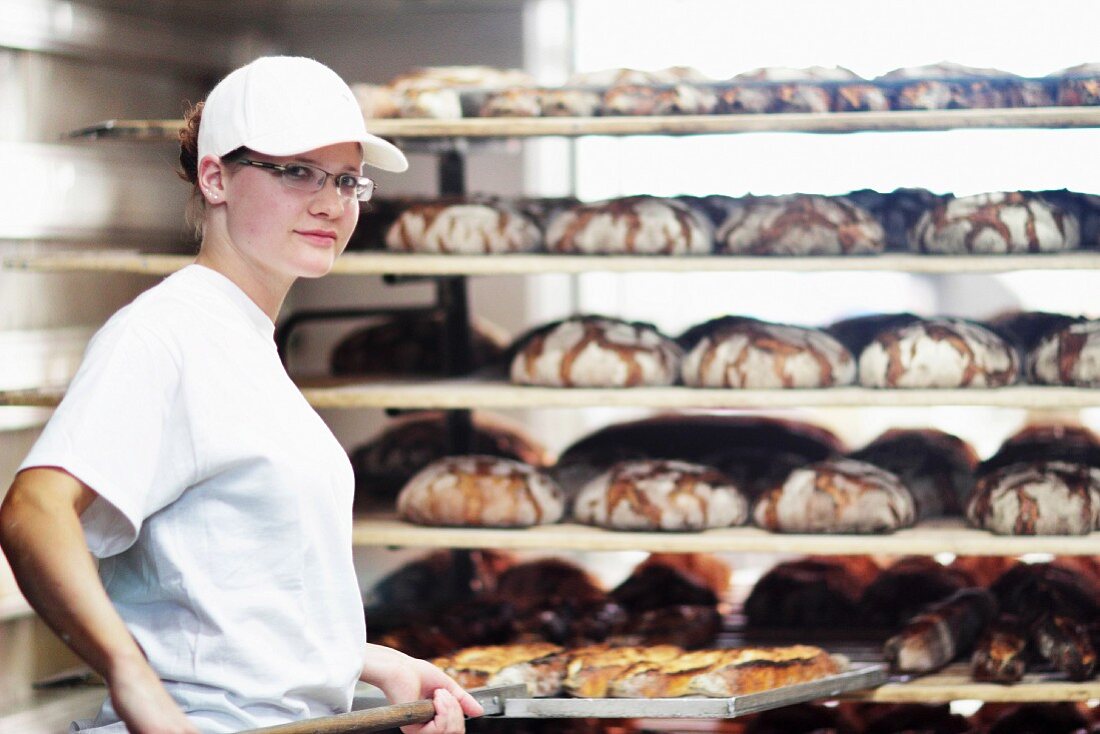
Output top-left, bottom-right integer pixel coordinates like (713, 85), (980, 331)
(720, 66), (860, 114)
(389, 66), (536, 91)
(394, 88), (463, 119)
(510, 316), (682, 387)
(397, 456), (564, 527)
(858, 318), (1018, 388)
(982, 423), (1100, 475)
(910, 192), (1081, 254)
(753, 458), (916, 534)
(1030, 320), (1100, 387)
(433, 643), (566, 697)
(967, 461), (1100, 535)
(573, 459), (749, 531)
(879, 63), (1049, 109)
(538, 89), (601, 117)
(351, 83), (401, 118)
(479, 88), (542, 117)
(849, 428), (978, 518)
(680, 317), (856, 388)
(716, 195), (885, 255)
(1053, 63), (1100, 106)
(744, 556), (880, 629)
(601, 84), (718, 115)
(386, 201), (541, 254)
(546, 196), (713, 255)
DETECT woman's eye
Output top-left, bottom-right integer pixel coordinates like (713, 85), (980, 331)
(283, 165), (315, 182)
(335, 174), (358, 190)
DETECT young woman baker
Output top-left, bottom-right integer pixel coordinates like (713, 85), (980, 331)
(0, 56), (482, 734)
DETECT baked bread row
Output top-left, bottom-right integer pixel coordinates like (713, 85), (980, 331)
(432, 641), (844, 698)
(507, 313), (1100, 389)
(377, 192), (1094, 256)
(351, 62), (1100, 119)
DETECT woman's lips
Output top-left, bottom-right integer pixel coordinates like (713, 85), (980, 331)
(296, 229), (338, 247)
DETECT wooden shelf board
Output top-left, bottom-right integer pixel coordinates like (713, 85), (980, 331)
(66, 107), (1100, 142)
(351, 514), (1100, 556)
(9, 250), (1100, 277)
(844, 664), (1100, 703)
(5, 382), (1100, 410)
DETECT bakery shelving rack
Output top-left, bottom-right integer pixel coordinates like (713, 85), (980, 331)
(6, 106), (1100, 709)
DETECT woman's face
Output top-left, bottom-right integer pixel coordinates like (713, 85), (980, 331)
(220, 142), (362, 281)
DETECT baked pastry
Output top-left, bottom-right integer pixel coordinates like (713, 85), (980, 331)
(716, 195), (885, 256)
(600, 84), (717, 115)
(396, 456), (565, 527)
(966, 461), (1100, 535)
(349, 411), (549, 502)
(545, 196), (713, 255)
(849, 428), (978, 518)
(385, 200), (542, 254)
(910, 192), (1081, 254)
(743, 556), (880, 629)
(331, 312), (508, 377)
(680, 317), (856, 388)
(753, 458), (917, 534)
(860, 556), (975, 629)
(684, 646), (844, 698)
(509, 316), (682, 388)
(572, 459), (749, 531)
(1030, 320), (1100, 386)
(857, 318), (1019, 388)
(1051, 63), (1100, 106)
(553, 414), (843, 499)
(433, 643), (566, 697)
(981, 423), (1100, 475)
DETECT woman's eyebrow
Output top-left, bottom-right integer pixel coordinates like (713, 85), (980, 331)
(295, 155), (361, 173)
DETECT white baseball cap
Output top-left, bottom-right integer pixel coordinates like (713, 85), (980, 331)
(197, 56), (408, 172)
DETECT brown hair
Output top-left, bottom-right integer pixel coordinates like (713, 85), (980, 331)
(179, 100), (205, 239)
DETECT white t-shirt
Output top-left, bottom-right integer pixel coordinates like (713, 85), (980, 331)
(20, 265), (364, 733)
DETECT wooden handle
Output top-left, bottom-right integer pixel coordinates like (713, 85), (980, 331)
(243, 699), (437, 734)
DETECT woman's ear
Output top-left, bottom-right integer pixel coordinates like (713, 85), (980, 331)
(197, 155), (227, 205)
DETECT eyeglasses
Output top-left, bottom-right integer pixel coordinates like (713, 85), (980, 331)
(234, 158), (376, 202)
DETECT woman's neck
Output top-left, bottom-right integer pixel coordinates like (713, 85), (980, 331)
(193, 242), (291, 323)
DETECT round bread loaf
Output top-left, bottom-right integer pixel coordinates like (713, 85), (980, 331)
(858, 318), (1019, 388)
(1030, 320), (1100, 387)
(330, 312), (508, 376)
(681, 317), (855, 388)
(719, 66), (860, 114)
(546, 196), (713, 255)
(386, 201), (541, 254)
(859, 556), (975, 629)
(1051, 63), (1100, 106)
(981, 423), (1100, 476)
(397, 455), (564, 527)
(989, 310), (1086, 355)
(388, 65), (536, 91)
(537, 89), (601, 117)
(967, 461), (1100, 535)
(600, 84), (717, 116)
(393, 87), (462, 119)
(552, 414), (843, 499)
(878, 63), (1049, 109)
(910, 192), (1080, 254)
(753, 458), (917, 534)
(510, 316), (682, 388)
(350, 411), (550, 503)
(351, 83), (401, 119)
(743, 556), (881, 628)
(479, 88), (542, 117)
(716, 195), (885, 256)
(849, 428), (978, 518)
(573, 459), (749, 531)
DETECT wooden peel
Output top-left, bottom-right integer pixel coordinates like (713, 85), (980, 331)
(241, 684), (527, 734)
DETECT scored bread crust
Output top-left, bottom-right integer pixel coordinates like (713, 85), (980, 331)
(433, 643), (567, 697)
(563, 645), (683, 697)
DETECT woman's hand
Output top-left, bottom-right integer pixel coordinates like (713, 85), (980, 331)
(360, 643), (484, 734)
(106, 654), (200, 734)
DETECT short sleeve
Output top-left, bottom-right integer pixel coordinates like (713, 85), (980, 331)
(19, 312), (196, 558)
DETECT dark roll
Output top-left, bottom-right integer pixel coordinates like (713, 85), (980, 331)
(491, 558), (607, 616)
(616, 604), (722, 649)
(331, 311), (508, 377)
(552, 414), (844, 499)
(845, 188), (943, 251)
(350, 412), (550, 504)
(849, 428), (977, 519)
(743, 556), (880, 629)
(990, 561), (1100, 626)
(988, 310), (1086, 356)
(610, 553), (730, 612)
(859, 556), (975, 630)
(980, 423), (1100, 475)
(825, 312), (923, 357)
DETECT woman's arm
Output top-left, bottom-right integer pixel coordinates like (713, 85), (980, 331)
(360, 642), (484, 734)
(0, 467), (199, 734)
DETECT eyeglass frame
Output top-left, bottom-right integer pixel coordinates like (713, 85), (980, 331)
(225, 154), (377, 202)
